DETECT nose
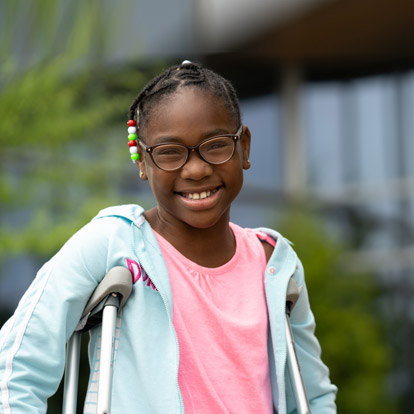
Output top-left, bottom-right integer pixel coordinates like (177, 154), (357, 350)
(180, 149), (213, 180)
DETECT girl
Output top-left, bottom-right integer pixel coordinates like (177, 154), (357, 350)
(0, 61), (337, 413)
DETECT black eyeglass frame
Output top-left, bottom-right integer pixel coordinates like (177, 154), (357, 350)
(137, 125), (244, 171)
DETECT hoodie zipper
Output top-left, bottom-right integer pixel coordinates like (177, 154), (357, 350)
(264, 260), (294, 414)
(153, 279), (184, 413)
(132, 222), (184, 413)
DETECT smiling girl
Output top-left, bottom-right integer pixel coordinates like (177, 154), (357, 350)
(0, 61), (337, 413)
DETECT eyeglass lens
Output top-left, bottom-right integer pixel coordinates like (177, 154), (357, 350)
(152, 136), (235, 170)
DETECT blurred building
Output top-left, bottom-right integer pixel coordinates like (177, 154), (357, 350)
(195, 0), (414, 278)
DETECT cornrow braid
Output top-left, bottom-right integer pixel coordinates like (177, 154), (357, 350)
(128, 61), (241, 138)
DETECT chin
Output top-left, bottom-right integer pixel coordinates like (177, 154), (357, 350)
(182, 210), (229, 231)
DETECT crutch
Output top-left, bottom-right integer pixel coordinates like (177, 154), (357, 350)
(285, 277), (311, 414)
(62, 266), (133, 414)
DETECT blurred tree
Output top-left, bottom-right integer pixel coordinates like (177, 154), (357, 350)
(0, 2), (163, 412)
(276, 207), (398, 413)
(0, 0), (162, 262)
(0, 58), (147, 260)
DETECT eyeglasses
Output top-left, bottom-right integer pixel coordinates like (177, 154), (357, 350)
(138, 125), (243, 171)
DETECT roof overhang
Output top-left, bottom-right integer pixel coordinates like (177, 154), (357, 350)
(198, 0), (414, 82)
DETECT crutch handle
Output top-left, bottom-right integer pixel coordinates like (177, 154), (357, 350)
(63, 267), (133, 414)
(75, 266), (133, 333)
(82, 266), (133, 317)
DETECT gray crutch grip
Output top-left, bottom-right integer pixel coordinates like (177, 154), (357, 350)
(75, 266), (133, 333)
(82, 266), (133, 318)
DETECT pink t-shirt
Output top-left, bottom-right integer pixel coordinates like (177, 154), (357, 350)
(154, 223), (273, 414)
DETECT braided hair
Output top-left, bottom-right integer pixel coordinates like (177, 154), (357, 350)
(128, 61), (241, 138)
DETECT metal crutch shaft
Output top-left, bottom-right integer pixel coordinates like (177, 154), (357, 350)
(286, 277), (311, 414)
(62, 332), (81, 414)
(96, 293), (121, 414)
(285, 312), (311, 414)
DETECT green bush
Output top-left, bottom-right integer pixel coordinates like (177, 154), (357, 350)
(276, 208), (397, 413)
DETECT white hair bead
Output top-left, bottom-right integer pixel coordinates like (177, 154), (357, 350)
(129, 146), (138, 154)
(181, 60), (192, 66)
(128, 126), (137, 134)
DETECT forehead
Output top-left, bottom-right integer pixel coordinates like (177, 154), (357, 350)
(142, 87), (237, 142)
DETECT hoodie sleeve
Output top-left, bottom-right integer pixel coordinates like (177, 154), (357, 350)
(287, 259), (338, 414)
(0, 217), (118, 413)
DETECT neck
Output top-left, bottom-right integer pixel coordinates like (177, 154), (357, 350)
(144, 207), (236, 267)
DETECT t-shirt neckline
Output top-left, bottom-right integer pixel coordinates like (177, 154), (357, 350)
(152, 223), (241, 276)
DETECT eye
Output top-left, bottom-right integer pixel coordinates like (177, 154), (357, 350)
(154, 147), (180, 155)
(155, 146), (183, 156)
(158, 149), (178, 155)
(203, 138), (232, 152)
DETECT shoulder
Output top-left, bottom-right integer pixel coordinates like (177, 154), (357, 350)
(61, 204), (145, 258)
(93, 203), (145, 222)
(52, 205), (147, 283)
(230, 223), (277, 263)
(253, 226), (301, 272)
(260, 241), (274, 263)
(255, 230), (277, 262)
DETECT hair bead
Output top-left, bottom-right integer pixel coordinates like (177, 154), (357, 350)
(127, 120), (140, 162)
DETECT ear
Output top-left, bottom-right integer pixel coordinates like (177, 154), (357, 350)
(135, 147), (148, 180)
(241, 125), (251, 170)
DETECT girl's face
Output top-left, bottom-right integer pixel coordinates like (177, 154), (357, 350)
(138, 87), (251, 232)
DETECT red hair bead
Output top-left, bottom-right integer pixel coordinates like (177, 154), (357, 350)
(127, 120), (136, 126)
(128, 140), (137, 147)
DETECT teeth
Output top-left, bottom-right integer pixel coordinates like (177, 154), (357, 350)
(184, 190), (214, 200)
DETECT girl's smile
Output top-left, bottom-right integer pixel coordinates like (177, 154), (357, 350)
(177, 185), (222, 210)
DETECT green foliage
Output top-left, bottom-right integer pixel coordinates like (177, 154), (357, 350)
(276, 208), (397, 413)
(0, 0), (171, 266)
(0, 59), (141, 258)
(3, 68), (113, 148)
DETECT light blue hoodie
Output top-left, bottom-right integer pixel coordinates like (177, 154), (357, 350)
(0, 204), (337, 413)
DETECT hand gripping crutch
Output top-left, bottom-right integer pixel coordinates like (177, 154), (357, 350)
(285, 277), (311, 414)
(62, 266), (133, 414)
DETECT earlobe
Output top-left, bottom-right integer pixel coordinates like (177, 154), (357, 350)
(135, 148), (148, 180)
(241, 125), (251, 170)
(135, 158), (147, 181)
(138, 162), (147, 180)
